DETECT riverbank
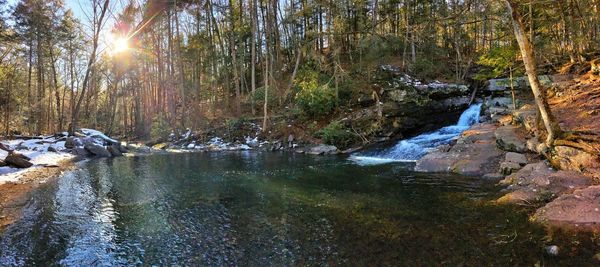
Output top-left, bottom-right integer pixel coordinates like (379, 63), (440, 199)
(415, 72), (600, 229)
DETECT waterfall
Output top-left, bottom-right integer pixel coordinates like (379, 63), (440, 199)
(349, 103), (482, 165)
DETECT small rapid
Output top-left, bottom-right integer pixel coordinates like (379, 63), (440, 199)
(349, 103), (482, 165)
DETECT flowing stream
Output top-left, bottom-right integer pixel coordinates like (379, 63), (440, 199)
(0, 152), (598, 265)
(350, 103), (482, 165)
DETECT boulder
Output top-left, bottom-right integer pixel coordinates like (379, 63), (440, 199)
(5, 154), (33, 168)
(84, 143), (111, 157)
(551, 145), (600, 174)
(495, 125), (527, 152)
(73, 147), (91, 157)
(0, 159), (7, 167)
(416, 124), (503, 176)
(65, 137), (83, 149)
(47, 146), (58, 152)
(526, 138), (542, 153)
(534, 185), (600, 225)
(107, 144), (123, 157)
(307, 145), (339, 155)
(505, 152), (527, 166)
(152, 143), (169, 150)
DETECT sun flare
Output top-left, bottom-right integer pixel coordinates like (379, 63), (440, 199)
(106, 33), (129, 55)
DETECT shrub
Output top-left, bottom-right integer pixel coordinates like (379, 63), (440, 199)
(316, 121), (358, 149)
(294, 67), (336, 117)
(151, 113), (171, 140)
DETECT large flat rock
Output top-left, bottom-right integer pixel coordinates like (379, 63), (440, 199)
(534, 185), (600, 226)
(415, 124), (503, 176)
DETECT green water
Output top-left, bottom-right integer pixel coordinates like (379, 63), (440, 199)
(1, 152), (599, 266)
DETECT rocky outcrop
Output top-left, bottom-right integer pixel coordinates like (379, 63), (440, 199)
(486, 75), (553, 92)
(351, 65), (473, 142)
(415, 124), (503, 176)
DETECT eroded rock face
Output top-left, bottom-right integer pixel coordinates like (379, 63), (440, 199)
(415, 124), (503, 176)
(551, 145), (600, 175)
(534, 185), (600, 225)
(495, 125), (527, 152)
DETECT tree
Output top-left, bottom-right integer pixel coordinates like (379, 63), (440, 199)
(506, 0), (562, 146)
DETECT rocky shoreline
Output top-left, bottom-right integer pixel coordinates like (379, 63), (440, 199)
(415, 84), (600, 229)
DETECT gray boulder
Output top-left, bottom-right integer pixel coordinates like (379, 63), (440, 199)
(307, 145), (339, 155)
(73, 147), (91, 157)
(65, 137), (83, 149)
(5, 154), (33, 168)
(84, 143), (111, 157)
(107, 144), (123, 157)
(495, 126), (527, 152)
(505, 152), (527, 166)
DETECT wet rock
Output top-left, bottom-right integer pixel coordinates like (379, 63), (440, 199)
(65, 137), (82, 149)
(107, 144), (123, 157)
(0, 159), (7, 167)
(505, 152), (527, 166)
(534, 185), (600, 225)
(5, 154), (33, 168)
(416, 124), (503, 176)
(307, 145), (339, 155)
(495, 125), (527, 152)
(84, 143), (111, 157)
(47, 146), (58, 152)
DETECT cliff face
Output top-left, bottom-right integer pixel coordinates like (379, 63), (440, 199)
(350, 65), (473, 143)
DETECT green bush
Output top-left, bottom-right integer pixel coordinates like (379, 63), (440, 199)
(316, 121), (358, 149)
(151, 113), (171, 140)
(294, 67), (336, 117)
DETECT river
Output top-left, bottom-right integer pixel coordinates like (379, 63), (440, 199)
(1, 152), (598, 265)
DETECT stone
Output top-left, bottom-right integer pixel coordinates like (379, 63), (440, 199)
(73, 147), (91, 157)
(500, 161), (522, 175)
(546, 245), (559, 256)
(84, 143), (111, 157)
(482, 173), (505, 180)
(495, 125), (527, 152)
(47, 146), (58, 152)
(107, 144), (123, 157)
(5, 154), (33, 168)
(551, 145), (600, 174)
(505, 152), (527, 166)
(416, 124), (503, 176)
(152, 143), (169, 150)
(0, 159), (7, 167)
(591, 58), (600, 75)
(307, 145), (339, 155)
(64, 137), (82, 149)
(534, 185), (600, 225)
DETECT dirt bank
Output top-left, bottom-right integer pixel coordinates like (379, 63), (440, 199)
(0, 159), (75, 233)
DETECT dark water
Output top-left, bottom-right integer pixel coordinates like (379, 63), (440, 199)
(1, 152), (599, 266)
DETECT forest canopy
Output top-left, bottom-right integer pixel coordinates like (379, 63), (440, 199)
(0, 0), (598, 139)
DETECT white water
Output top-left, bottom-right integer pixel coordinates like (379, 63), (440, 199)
(350, 104), (482, 166)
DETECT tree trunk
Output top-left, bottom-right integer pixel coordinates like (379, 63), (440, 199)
(506, 0), (561, 146)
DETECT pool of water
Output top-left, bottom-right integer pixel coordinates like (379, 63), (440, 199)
(1, 152), (599, 266)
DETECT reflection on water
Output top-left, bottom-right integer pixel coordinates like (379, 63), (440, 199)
(1, 152), (599, 266)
